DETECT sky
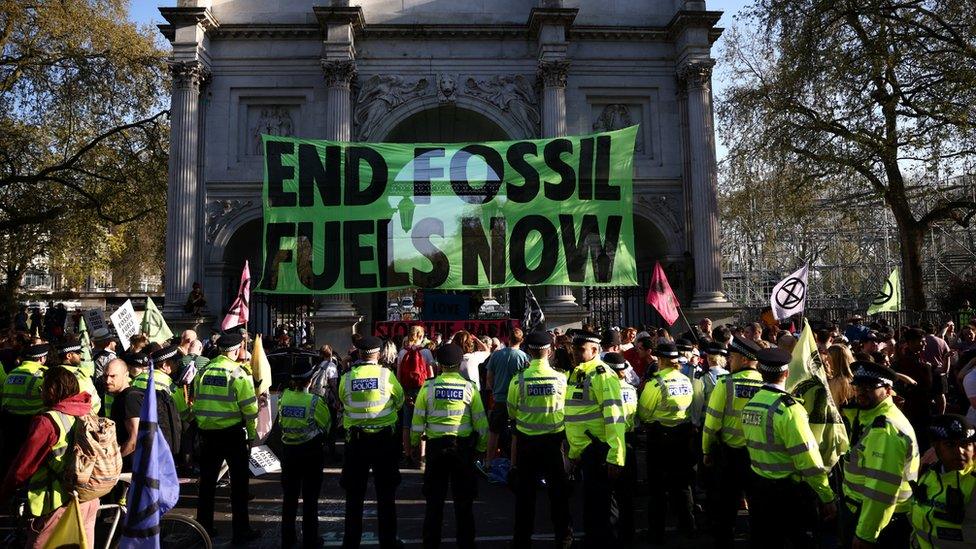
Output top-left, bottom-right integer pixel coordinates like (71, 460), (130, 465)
(128, 0), (752, 157)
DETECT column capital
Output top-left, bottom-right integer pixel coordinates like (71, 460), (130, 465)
(677, 59), (715, 90)
(537, 59), (571, 89)
(169, 59), (210, 89)
(321, 59), (358, 89)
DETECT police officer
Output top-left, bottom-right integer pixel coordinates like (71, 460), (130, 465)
(740, 348), (837, 548)
(702, 334), (764, 547)
(0, 343), (49, 474)
(279, 358), (331, 548)
(134, 345), (189, 422)
(410, 343), (487, 549)
(339, 335), (404, 549)
(909, 414), (976, 548)
(605, 351), (638, 543)
(565, 330), (627, 548)
(56, 340), (101, 415)
(842, 361), (919, 548)
(192, 332), (261, 544)
(638, 342), (697, 542)
(507, 331), (572, 549)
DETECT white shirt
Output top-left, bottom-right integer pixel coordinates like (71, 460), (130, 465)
(459, 350), (490, 391)
(963, 368), (976, 424)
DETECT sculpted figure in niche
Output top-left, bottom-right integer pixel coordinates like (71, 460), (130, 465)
(593, 104), (644, 152)
(465, 75), (539, 138)
(252, 106), (295, 155)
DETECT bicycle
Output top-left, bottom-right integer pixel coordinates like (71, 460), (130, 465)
(96, 474), (212, 549)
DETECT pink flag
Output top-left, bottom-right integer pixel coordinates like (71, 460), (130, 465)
(221, 261), (250, 331)
(646, 261), (680, 326)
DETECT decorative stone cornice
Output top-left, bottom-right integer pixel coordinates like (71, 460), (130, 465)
(527, 6), (578, 39)
(158, 6), (219, 33)
(312, 5), (365, 31)
(322, 59), (358, 88)
(677, 59), (715, 90)
(169, 60), (210, 89)
(666, 10), (723, 44)
(537, 59), (571, 88)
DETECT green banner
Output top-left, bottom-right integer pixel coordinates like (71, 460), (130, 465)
(258, 126), (638, 294)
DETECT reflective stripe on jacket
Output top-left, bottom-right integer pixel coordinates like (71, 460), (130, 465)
(27, 410), (75, 517)
(411, 371), (487, 451)
(909, 461), (976, 549)
(637, 366), (693, 427)
(192, 355), (259, 439)
(702, 368), (763, 453)
(339, 362), (403, 432)
(741, 386), (833, 503)
(564, 358), (626, 466)
(506, 359), (567, 436)
(278, 388), (331, 445)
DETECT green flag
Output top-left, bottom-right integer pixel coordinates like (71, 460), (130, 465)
(141, 297), (173, 344)
(78, 316), (94, 378)
(867, 268), (901, 315)
(786, 319), (849, 469)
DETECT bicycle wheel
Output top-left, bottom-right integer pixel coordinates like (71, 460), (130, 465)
(159, 513), (212, 549)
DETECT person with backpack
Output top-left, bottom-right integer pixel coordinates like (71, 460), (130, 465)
(396, 325), (434, 467)
(0, 367), (97, 548)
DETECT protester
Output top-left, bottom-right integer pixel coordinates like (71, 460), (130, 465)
(0, 368), (96, 548)
(396, 326), (433, 466)
(454, 330), (490, 392)
(484, 327), (527, 470)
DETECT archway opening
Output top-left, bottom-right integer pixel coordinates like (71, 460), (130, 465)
(356, 105), (515, 328)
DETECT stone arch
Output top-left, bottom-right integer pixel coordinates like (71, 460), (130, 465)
(208, 203), (263, 264)
(365, 94), (533, 143)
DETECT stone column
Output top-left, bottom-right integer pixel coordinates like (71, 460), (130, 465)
(312, 59), (362, 346)
(537, 59), (583, 330)
(680, 60), (727, 305)
(164, 60), (209, 317)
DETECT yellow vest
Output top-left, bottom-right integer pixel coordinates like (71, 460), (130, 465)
(507, 360), (567, 436)
(192, 355), (259, 439)
(339, 362), (404, 433)
(910, 462), (976, 548)
(702, 368), (764, 453)
(1, 361), (46, 416)
(637, 366), (693, 427)
(564, 358), (627, 466)
(411, 371), (488, 451)
(278, 388), (331, 445)
(740, 386), (833, 503)
(26, 410), (75, 517)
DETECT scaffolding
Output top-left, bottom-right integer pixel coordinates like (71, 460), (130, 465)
(721, 174), (976, 311)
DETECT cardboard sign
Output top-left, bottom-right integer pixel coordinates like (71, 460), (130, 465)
(84, 308), (109, 337)
(248, 444), (282, 476)
(374, 319), (520, 344)
(109, 300), (139, 350)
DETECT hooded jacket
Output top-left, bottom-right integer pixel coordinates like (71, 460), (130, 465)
(0, 392), (92, 503)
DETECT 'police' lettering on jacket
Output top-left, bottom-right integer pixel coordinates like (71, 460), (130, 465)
(202, 375), (227, 387)
(281, 405), (306, 418)
(527, 384), (555, 397)
(434, 387), (464, 401)
(352, 378), (379, 391)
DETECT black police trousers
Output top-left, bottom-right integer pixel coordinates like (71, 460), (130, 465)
(710, 444), (752, 548)
(613, 431), (638, 542)
(840, 498), (911, 548)
(197, 424), (251, 539)
(749, 473), (818, 548)
(646, 422), (696, 540)
(422, 436), (477, 549)
(512, 432), (572, 549)
(341, 427), (401, 549)
(580, 441), (618, 549)
(281, 436), (325, 548)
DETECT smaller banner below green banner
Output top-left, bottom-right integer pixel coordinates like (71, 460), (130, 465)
(258, 126), (638, 294)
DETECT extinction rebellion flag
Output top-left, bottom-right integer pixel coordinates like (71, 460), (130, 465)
(646, 261), (680, 326)
(770, 264), (808, 321)
(257, 128), (638, 294)
(867, 268), (901, 315)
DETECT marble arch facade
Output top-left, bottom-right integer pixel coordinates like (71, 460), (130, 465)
(160, 0), (731, 340)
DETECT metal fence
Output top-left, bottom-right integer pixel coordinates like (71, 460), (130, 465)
(732, 307), (960, 329)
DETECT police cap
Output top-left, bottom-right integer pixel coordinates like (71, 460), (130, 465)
(217, 332), (244, 352)
(151, 345), (179, 363)
(123, 351), (148, 368)
(524, 330), (552, 350)
(851, 360), (896, 388)
(675, 338), (695, 352)
(572, 331), (602, 346)
(706, 342), (728, 357)
(728, 335), (761, 361)
(58, 342), (82, 355)
(603, 352), (627, 371)
(24, 343), (49, 359)
(928, 414), (976, 443)
(355, 335), (383, 355)
(436, 343), (464, 367)
(653, 343), (680, 359)
(756, 347), (792, 373)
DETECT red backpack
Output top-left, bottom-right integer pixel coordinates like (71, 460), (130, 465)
(398, 346), (428, 390)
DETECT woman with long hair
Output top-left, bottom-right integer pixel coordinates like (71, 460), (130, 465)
(826, 344), (856, 407)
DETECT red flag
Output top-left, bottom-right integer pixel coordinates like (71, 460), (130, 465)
(221, 261), (250, 331)
(646, 261), (680, 326)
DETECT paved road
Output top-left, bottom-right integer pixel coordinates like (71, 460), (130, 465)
(170, 441), (740, 548)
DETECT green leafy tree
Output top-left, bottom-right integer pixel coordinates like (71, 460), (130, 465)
(719, 0), (976, 310)
(0, 0), (169, 308)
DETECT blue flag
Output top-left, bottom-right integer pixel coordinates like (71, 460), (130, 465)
(120, 360), (180, 548)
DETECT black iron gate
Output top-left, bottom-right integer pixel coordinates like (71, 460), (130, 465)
(583, 263), (686, 330)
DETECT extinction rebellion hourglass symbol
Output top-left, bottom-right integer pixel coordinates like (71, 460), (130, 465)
(775, 277), (807, 311)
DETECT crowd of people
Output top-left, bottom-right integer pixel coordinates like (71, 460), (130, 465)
(0, 312), (974, 548)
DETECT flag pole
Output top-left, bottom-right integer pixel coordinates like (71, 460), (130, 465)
(677, 306), (701, 347)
